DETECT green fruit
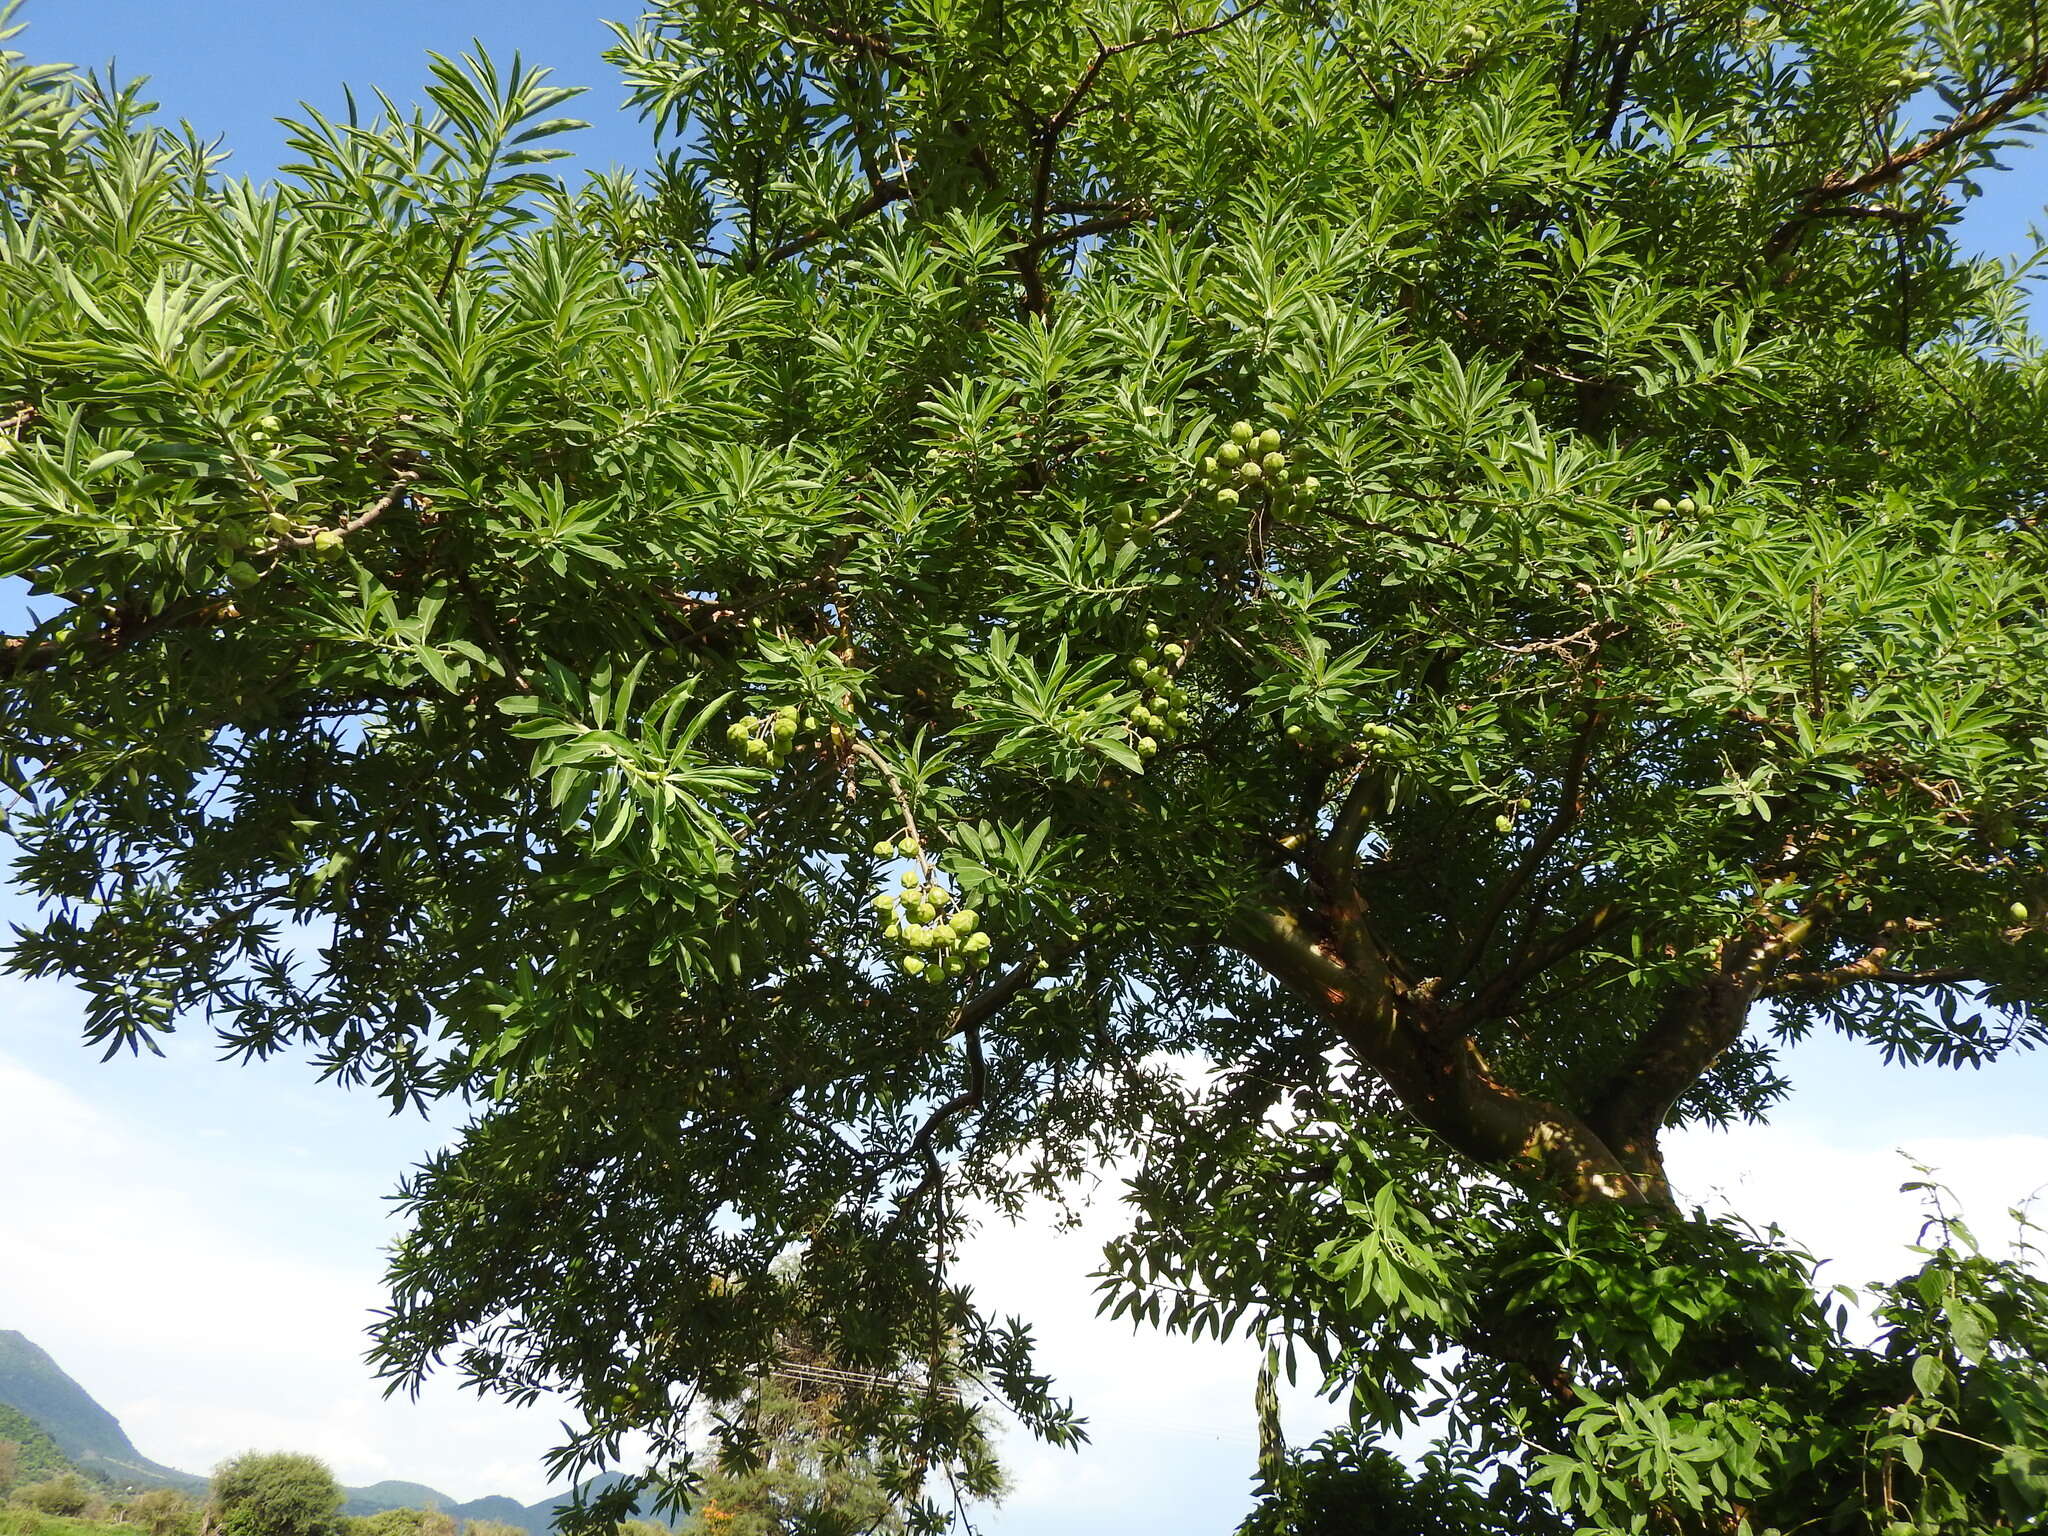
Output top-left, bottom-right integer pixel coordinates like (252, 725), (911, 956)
(874, 838), (897, 858)
(912, 900), (935, 923)
(1130, 658), (1150, 677)
(266, 510), (295, 534)
(874, 893), (898, 912)
(900, 870), (921, 888)
(950, 909), (978, 934)
(1262, 451), (1286, 473)
(962, 929), (991, 953)
(929, 885), (953, 908)
(1144, 622), (1160, 640)
(1217, 442), (1243, 467)
(1137, 736), (1159, 757)
(1299, 476), (1321, 497)
(901, 956), (926, 975)
(1676, 496), (1697, 514)
(897, 837), (918, 858)
(1215, 487), (1240, 508)
(801, 714), (818, 731)
(313, 529), (345, 555)
(1201, 456), (1220, 479)
(1257, 428), (1281, 452)
(1651, 497), (1673, 513)
(2011, 901), (2031, 923)
(1495, 814), (1514, 833)
(1162, 642), (1184, 661)
(906, 926), (934, 950)
(1285, 723), (1304, 739)
(1168, 708), (1190, 728)
(1230, 421), (1255, 444)
(1238, 462), (1263, 482)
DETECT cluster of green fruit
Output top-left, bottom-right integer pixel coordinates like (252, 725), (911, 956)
(1649, 494), (1701, 515)
(1197, 420), (1320, 511)
(1126, 623), (1192, 759)
(869, 838), (991, 979)
(726, 704), (814, 768)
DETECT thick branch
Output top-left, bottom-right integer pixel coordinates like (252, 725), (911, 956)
(750, 177), (911, 269)
(1764, 56), (2048, 261)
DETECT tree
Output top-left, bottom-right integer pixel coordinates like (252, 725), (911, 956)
(5, 0), (2048, 1525)
(0, 1442), (16, 1499)
(341, 1511), (454, 1536)
(676, 1324), (1003, 1536)
(14, 1473), (94, 1518)
(205, 1456), (344, 1536)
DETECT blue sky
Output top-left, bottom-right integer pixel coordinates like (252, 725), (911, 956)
(2, 3), (2047, 1532)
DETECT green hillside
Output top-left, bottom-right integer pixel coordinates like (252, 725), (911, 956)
(0, 1401), (79, 1486)
(0, 1336), (198, 1496)
(0, 1333), (658, 1532)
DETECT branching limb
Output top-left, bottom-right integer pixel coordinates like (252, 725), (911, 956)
(1452, 709), (1604, 987)
(1763, 55), (2048, 261)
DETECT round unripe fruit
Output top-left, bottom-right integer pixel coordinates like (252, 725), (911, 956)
(2012, 901), (2031, 923)
(897, 837), (918, 858)
(1130, 658), (1150, 677)
(1137, 736), (1159, 757)
(901, 870), (921, 888)
(1145, 622), (1160, 640)
(874, 838), (897, 858)
(1238, 462), (1263, 482)
(1162, 642), (1184, 661)
(950, 909), (978, 934)
(1201, 457), (1219, 479)
(1257, 428), (1282, 452)
(1495, 814), (1515, 833)
(1299, 477), (1321, 497)
(1651, 497), (1673, 513)
(901, 957), (925, 975)
(1676, 496), (1697, 514)
(1215, 487), (1239, 508)
(313, 529), (345, 555)
(962, 930), (991, 953)
(1230, 421), (1255, 444)
(874, 893), (898, 912)
(930, 885), (953, 908)
(1218, 443), (1243, 467)
(259, 415), (282, 432)
(266, 510), (295, 534)
(1262, 452), (1286, 473)
(1285, 723), (1304, 739)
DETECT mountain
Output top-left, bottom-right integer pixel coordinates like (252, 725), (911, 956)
(0, 1331), (659, 1533)
(0, 1332), (204, 1494)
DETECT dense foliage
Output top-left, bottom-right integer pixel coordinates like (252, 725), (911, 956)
(0, 1407), (79, 1492)
(6, 0), (2048, 1526)
(207, 1455), (344, 1536)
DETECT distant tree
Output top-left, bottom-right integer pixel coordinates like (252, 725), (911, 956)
(0, 1444), (17, 1499)
(126, 1489), (202, 1536)
(675, 1331), (1002, 1536)
(15, 1473), (94, 1517)
(344, 1511), (457, 1536)
(459, 1522), (526, 1536)
(206, 1456), (343, 1536)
